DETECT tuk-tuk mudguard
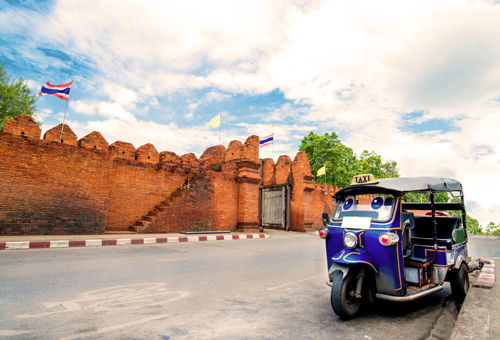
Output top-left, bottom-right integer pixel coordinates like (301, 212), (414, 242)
(329, 250), (378, 277)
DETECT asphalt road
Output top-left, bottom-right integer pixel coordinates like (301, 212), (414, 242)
(0, 234), (497, 340)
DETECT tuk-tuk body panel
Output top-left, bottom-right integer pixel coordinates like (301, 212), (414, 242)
(326, 206), (407, 296)
(450, 241), (468, 267)
(329, 249), (378, 273)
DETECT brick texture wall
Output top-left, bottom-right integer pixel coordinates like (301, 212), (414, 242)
(105, 160), (188, 231)
(0, 133), (111, 234)
(0, 115), (336, 235)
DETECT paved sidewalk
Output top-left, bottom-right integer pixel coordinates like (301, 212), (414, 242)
(450, 258), (498, 340)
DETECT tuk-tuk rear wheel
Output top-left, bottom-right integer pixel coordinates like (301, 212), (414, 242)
(330, 269), (362, 319)
(450, 263), (469, 303)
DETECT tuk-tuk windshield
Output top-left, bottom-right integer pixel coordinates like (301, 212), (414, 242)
(333, 193), (396, 223)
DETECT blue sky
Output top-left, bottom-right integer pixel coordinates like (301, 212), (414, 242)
(1, 0), (499, 225)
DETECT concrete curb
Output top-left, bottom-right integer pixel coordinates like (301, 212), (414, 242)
(450, 258), (496, 340)
(0, 233), (269, 250)
(473, 260), (496, 289)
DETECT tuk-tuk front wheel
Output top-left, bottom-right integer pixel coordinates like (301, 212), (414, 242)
(450, 263), (469, 303)
(331, 269), (362, 319)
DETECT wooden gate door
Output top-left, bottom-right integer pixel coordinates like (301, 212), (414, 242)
(260, 185), (290, 230)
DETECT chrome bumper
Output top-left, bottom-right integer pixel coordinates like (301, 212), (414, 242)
(376, 285), (443, 302)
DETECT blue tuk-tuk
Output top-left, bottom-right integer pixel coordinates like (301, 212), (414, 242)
(319, 174), (470, 319)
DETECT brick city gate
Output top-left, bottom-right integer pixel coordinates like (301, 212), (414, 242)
(259, 185), (290, 230)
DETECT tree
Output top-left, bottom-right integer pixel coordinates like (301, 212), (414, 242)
(0, 64), (37, 130)
(466, 215), (483, 235)
(405, 192), (450, 203)
(357, 151), (399, 179)
(299, 132), (399, 187)
(484, 222), (500, 236)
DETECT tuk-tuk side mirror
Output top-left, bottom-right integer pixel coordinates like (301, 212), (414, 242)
(322, 212), (330, 226)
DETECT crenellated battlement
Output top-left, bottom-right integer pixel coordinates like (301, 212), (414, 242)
(78, 131), (109, 151)
(1, 115), (261, 167)
(43, 124), (77, 145)
(2, 115), (41, 138)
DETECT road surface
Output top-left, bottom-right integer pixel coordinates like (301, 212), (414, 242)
(0, 233), (497, 339)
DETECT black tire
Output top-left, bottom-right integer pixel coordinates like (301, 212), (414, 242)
(450, 263), (469, 303)
(331, 269), (362, 319)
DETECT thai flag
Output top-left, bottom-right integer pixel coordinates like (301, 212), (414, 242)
(39, 82), (72, 101)
(259, 134), (274, 147)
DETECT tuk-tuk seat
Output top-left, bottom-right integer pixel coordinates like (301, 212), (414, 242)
(405, 255), (430, 264)
(404, 254), (434, 287)
(411, 216), (461, 249)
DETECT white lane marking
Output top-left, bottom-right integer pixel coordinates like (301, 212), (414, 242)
(50, 240), (69, 248)
(143, 238), (156, 244)
(116, 239), (131, 246)
(266, 275), (323, 291)
(85, 239), (102, 247)
(17, 283), (190, 319)
(5, 241), (29, 249)
(59, 313), (170, 340)
(0, 329), (33, 336)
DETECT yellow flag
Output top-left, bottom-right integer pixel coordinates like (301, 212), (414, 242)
(317, 165), (326, 176)
(206, 113), (221, 128)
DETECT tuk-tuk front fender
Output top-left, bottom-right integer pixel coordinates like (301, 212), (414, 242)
(454, 255), (469, 270)
(328, 250), (378, 279)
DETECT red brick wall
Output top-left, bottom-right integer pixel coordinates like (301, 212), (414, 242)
(0, 133), (112, 234)
(213, 164), (239, 228)
(0, 116), (255, 234)
(145, 174), (217, 233)
(105, 161), (188, 231)
(311, 184), (339, 227)
(0, 115), (337, 235)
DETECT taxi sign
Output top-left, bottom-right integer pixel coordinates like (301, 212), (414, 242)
(350, 174), (378, 186)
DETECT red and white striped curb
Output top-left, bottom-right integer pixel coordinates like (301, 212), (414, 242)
(0, 234), (269, 250)
(473, 258), (495, 289)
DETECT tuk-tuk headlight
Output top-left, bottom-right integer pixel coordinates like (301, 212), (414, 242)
(319, 228), (329, 239)
(343, 232), (358, 249)
(379, 233), (399, 246)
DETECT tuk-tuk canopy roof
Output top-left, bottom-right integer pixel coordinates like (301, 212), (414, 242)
(335, 176), (463, 198)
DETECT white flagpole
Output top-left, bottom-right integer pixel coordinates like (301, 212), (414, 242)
(218, 113), (222, 165)
(59, 80), (73, 142)
(272, 133), (275, 160)
(218, 112), (222, 145)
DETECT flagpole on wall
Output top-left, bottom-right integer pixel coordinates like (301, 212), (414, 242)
(218, 113), (222, 146)
(218, 113), (222, 166)
(59, 79), (73, 143)
(272, 133), (275, 160)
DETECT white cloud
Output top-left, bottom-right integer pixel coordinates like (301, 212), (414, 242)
(97, 102), (137, 123)
(187, 103), (199, 112)
(101, 83), (139, 109)
(4, 0), (500, 225)
(204, 90), (232, 102)
(34, 108), (53, 122)
(72, 100), (97, 116)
